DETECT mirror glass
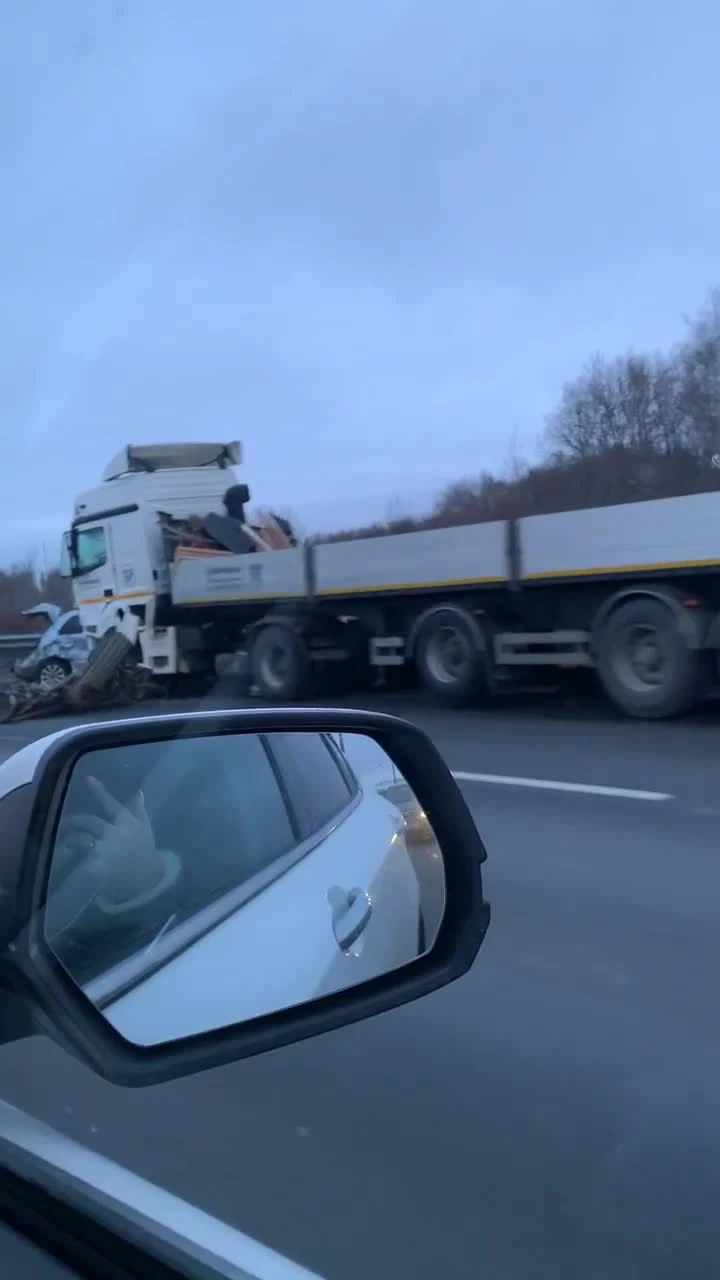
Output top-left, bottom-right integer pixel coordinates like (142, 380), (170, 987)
(43, 731), (446, 1046)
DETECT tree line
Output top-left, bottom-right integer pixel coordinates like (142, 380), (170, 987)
(0, 565), (72, 635)
(3, 287), (720, 631)
(321, 288), (720, 541)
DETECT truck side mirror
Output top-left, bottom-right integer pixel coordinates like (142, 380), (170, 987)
(59, 532), (72, 578)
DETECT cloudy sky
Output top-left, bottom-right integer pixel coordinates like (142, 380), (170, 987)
(3, 0), (719, 565)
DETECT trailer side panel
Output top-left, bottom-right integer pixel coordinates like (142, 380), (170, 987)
(521, 492), (720, 581)
(314, 522), (507, 596)
(171, 547), (306, 605)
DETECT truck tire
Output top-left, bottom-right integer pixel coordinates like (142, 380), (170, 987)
(78, 629), (134, 693)
(414, 608), (489, 705)
(250, 623), (313, 700)
(595, 598), (707, 718)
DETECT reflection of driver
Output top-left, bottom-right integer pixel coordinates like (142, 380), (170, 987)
(46, 774), (181, 975)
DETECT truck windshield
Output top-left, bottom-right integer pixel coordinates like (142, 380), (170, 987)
(73, 526), (107, 576)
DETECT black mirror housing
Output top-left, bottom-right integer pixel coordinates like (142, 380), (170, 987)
(0, 708), (490, 1087)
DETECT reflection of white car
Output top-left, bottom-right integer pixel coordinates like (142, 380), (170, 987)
(59, 731), (427, 1045)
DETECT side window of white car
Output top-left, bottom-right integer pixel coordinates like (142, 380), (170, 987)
(58, 613), (82, 635)
(266, 732), (356, 839)
(148, 734), (300, 917)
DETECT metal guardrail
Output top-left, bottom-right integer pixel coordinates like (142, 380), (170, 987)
(0, 634), (39, 651)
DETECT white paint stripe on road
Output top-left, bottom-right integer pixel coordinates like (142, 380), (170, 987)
(451, 771), (673, 802)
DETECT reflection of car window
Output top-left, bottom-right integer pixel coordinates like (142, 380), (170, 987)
(74, 526), (107, 573)
(149, 734), (299, 920)
(267, 732), (355, 838)
(58, 614), (82, 635)
(49, 735), (303, 985)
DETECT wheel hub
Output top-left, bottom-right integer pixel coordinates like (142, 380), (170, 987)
(625, 625), (667, 688)
(39, 663), (68, 691)
(425, 626), (472, 685)
(259, 643), (290, 692)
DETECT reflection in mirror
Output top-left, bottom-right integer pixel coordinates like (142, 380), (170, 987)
(43, 731), (446, 1047)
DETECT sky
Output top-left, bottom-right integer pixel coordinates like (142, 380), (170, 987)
(3, 0), (720, 565)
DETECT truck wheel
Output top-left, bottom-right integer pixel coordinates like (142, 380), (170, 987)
(250, 624), (313, 700)
(595, 598), (706, 718)
(414, 609), (489, 705)
(77, 630), (133, 693)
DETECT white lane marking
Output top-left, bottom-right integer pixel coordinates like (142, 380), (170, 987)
(451, 771), (673, 802)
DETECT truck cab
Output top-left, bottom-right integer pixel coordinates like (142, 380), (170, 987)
(62, 441), (244, 673)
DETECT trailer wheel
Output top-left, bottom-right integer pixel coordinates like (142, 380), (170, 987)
(414, 609), (488, 704)
(595, 598), (706, 718)
(250, 624), (312, 700)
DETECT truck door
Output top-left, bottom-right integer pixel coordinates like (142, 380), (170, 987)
(71, 522), (114, 634)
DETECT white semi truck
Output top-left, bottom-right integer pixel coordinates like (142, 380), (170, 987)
(61, 440), (720, 719)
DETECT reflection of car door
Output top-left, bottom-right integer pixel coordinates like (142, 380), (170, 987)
(103, 734), (421, 1044)
(268, 733), (422, 996)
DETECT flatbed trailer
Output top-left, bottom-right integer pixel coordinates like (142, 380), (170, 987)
(163, 489), (720, 719)
(65, 443), (720, 719)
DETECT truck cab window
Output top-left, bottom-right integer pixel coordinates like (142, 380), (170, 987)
(74, 526), (107, 575)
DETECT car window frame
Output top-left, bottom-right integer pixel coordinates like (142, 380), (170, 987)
(82, 732), (362, 1010)
(0, 1096), (318, 1280)
(265, 731), (359, 841)
(324, 732), (362, 797)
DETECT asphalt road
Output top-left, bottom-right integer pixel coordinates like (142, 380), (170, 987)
(0, 691), (719, 1279)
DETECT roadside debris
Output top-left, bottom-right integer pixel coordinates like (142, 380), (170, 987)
(0, 636), (166, 724)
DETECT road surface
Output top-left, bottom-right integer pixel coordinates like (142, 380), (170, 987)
(0, 692), (718, 1279)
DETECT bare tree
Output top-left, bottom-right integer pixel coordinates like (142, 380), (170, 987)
(4, 287), (720, 582)
(678, 289), (720, 467)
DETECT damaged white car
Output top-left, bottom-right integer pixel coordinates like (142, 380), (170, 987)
(13, 603), (92, 691)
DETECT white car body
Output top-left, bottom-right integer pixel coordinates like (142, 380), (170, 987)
(0, 1099), (325, 1279)
(14, 607), (93, 684)
(103, 782), (421, 1045)
(0, 718), (425, 1046)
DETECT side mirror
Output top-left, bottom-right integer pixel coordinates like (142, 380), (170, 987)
(0, 708), (490, 1087)
(59, 532), (72, 579)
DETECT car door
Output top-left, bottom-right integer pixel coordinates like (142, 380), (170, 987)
(53, 612), (93, 670)
(19, 603), (62, 665)
(97, 732), (421, 1046)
